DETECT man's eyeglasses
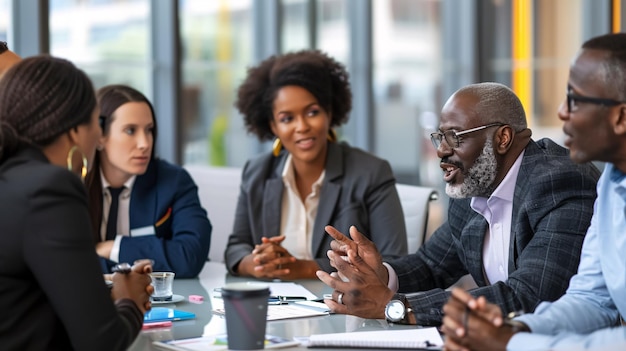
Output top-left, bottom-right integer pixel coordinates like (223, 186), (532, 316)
(430, 123), (505, 149)
(567, 87), (626, 113)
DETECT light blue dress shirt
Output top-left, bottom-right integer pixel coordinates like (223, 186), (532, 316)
(508, 163), (626, 350)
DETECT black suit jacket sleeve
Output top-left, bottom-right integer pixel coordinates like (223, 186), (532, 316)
(22, 166), (143, 350)
(389, 139), (600, 326)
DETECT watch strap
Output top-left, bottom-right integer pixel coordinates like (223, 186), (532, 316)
(389, 293), (413, 324)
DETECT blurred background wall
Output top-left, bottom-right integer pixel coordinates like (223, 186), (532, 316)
(1, 0), (619, 191)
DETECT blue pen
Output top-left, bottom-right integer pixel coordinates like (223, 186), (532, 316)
(270, 296), (308, 302)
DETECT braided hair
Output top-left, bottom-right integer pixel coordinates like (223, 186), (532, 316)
(0, 55), (95, 163)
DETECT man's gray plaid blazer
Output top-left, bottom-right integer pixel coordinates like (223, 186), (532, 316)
(390, 138), (601, 325)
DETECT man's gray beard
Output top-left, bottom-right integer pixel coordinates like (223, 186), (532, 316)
(446, 138), (497, 199)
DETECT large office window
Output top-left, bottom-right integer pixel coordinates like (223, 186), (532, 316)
(532, 0), (591, 141)
(15, 0), (611, 178)
(320, 0), (366, 147)
(0, 0), (10, 42)
(316, 0), (349, 63)
(180, 0), (252, 166)
(479, 0), (608, 145)
(373, 0), (441, 186)
(281, 0), (312, 52)
(49, 0), (151, 92)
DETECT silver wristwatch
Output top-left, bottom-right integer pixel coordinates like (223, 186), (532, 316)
(384, 294), (412, 323)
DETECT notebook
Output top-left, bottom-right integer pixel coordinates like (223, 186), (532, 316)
(304, 327), (443, 349)
(144, 307), (196, 323)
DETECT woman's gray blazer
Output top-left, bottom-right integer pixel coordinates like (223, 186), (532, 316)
(225, 141), (408, 273)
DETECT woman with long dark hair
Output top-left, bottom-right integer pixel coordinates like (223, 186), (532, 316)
(85, 84), (212, 278)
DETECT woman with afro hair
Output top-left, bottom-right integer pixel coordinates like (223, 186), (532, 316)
(225, 50), (407, 280)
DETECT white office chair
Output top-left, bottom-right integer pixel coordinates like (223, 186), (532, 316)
(395, 184), (439, 253)
(184, 165), (242, 263)
(185, 165), (438, 260)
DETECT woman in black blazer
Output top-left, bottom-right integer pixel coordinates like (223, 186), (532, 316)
(0, 56), (152, 350)
(225, 50), (407, 280)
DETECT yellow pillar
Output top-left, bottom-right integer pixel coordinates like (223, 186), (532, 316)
(613, 0), (621, 33)
(512, 0), (533, 126)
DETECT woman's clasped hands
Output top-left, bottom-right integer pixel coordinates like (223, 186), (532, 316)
(249, 235), (296, 278)
(110, 260), (154, 314)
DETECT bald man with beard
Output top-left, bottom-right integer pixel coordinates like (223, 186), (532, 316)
(317, 82), (600, 327)
(0, 42), (21, 78)
(442, 32), (626, 351)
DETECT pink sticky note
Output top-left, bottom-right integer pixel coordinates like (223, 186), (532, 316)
(189, 295), (204, 303)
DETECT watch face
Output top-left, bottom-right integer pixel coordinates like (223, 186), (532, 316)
(385, 300), (405, 322)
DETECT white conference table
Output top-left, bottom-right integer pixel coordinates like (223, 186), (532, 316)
(128, 261), (432, 351)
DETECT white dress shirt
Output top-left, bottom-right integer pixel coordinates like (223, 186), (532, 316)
(100, 170), (136, 262)
(279, 154), (325, 260)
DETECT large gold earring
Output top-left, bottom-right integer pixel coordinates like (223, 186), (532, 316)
(327, 129), (337, 142)
(272, 138), (282, 157)
(67, 145), (88, 181)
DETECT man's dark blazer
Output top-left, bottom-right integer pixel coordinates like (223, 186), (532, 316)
(0, 147), (142, 350)
(225, 141), (408, 273)
(101, 158), (212, 278)
(390, 138), (601, 325)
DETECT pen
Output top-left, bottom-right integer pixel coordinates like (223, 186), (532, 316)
(270, 296), (308, 302)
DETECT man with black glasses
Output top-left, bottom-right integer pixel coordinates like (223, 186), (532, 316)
(317, 82), (600, 326)
(442, 33), (626, 351)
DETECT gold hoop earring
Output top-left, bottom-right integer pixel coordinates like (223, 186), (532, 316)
(67, 145), (88, 181)
(327, 129), (337, 142)
(272, 138), (282, 157)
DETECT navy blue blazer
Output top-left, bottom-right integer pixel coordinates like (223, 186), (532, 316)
(101, 159), (212, 278)
(389, 138), (601, 325)
(225, 142), (408, 274)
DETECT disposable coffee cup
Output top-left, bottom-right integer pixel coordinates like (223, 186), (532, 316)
(221, 282), (270, 350)
(150, 272), (175, 301)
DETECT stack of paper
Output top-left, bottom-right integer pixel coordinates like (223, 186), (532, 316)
(210, 282), (328, 321)
(211, 299), (328, 321)
(304, 328), (443, 349)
